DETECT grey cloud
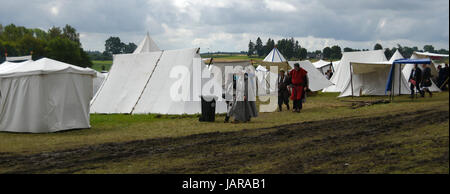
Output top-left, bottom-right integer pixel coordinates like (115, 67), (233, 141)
(0, 0), (448, 51)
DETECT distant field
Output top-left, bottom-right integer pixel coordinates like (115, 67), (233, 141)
(89, 55), (324, 72)
(91, 60), (112, 72)
(0, 92), (448, 174)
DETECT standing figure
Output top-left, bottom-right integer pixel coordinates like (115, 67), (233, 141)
(224, 74), (237, 123)
(421, 64), (433, 97)
(289, 63), (308, 113)
(444, 63), (449, 91)
(277, 69), (290, 111)
(231, 73), (258, 123)
(437, 65), (444, 89)
(409, 64), (423, 98)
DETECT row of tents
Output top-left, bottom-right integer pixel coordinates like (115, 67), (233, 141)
(0, 33), (448, 133)
(322, 50), (448, 97)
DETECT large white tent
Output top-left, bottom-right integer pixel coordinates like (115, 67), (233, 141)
(323, 50), (388, 94)
(288, 60), (333, 91)
(91, 47), (227, 114)
(401, 51), (446, 92)
(341, 50), (410, 97)
(0, 58), (96, 133)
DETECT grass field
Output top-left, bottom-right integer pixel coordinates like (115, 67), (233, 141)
(0, 92), (448, 174)
(91, 60), (113, 72)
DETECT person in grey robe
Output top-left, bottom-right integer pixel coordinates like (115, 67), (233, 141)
(231, 73), (258, 123)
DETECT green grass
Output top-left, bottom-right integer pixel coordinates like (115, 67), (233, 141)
(91, 60), (112, 72)
(0, 92), (448, 156)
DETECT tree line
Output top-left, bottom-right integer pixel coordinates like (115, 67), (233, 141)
(249, 37), (449, 61)
(248, 37), (308, 60)
(0, 24), (92, 67)
(87, 37), (137, 61)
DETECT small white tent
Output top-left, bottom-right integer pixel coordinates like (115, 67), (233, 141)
(133, 32), (160, 54)
(263, 47), (286, 63)
(86, 68), (106, 96)
(0, 58), (96, 133)
(288, 60), (333, 91)
(323, 50), (387, 93)
(401, 51), (446, 92)
(341, 50), (410, 97)
(313, 60), (333, 74)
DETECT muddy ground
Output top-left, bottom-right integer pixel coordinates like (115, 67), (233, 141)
(0, 108), (448, 174)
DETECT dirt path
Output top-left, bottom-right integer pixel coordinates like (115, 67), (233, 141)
(0, 108), (448, 174)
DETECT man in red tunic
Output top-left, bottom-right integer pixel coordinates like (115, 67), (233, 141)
(289, 63), (308, 112)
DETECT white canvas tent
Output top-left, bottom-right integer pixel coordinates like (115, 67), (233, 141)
(255, 65), (278, 95)
(401, 51), (446, 92)
(207, 60), (252, 93)
(6, 55), (32, 62)
(0, 58), (95, 133)
(288, 60), (333, 91)
(323, 50), (388, 94)
(263, 47), (286, 63)
(133, 32), (160, 54)
(86, 68), (106, 96)
(342, 50), (410, 97)
(313, 60), (333, 74)
(91, 48), (227, 114)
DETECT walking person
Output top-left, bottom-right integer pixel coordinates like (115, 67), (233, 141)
(289, 63), (308, 113)
(277, 69), (290, 111)
(437, 65), (445, 89)
(421, 64), (433, 97)
(409, 64), (423, 98)
(224, 74), (237, 123)
(231, 73), (258, 123)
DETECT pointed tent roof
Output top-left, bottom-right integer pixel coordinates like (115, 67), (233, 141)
(133, 32), (160, 54)
(389, 50), (405, 63)
(263, 47), (286, 63)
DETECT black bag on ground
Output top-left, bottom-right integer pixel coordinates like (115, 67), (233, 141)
(199, 96), (216, 122)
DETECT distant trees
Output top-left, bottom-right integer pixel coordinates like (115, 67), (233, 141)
(374, 43), (383, 50)
(104, 37), (137, 56)
(248, 37), (308, 60)
(322, 47), (331, 59)
(423, 45), (435, 53)
(255, 37), (264, 57)
(0, 24), (92, 67)
(245, 38), (449, 61)
(330, 45), (342, 59)
(247, 40), (255, 56)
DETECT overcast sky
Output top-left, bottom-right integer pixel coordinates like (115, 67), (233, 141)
(1, 0), (448, 52)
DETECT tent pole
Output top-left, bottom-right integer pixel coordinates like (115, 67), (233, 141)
(398, 63), (401, 96)
(350, 62), (354, 98)
(391, 65), (395, 101)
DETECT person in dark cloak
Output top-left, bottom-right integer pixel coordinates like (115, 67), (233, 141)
(421, 64), (433, 97)
(277, 69), (290, 111)
(231, 73), (258, 123)
(224, 74), (237, 123)
(289, 63), (308, 113)
(409, 64), (423, 98)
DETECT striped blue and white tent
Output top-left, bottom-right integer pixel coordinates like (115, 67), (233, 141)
(263, 47), (286, 63)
